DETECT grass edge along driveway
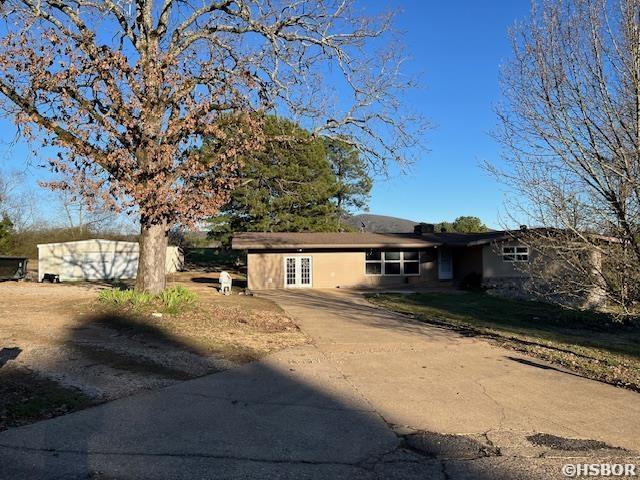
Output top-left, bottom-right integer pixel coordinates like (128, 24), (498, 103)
(366, 292), (640, 393)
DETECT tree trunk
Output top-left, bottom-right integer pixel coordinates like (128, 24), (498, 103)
(136, 221), (168, 294)
(583, 248), (606, 309)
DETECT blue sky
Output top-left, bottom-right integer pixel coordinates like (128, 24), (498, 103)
(366, 0), (531, 228)
(0, 0), (531, 230)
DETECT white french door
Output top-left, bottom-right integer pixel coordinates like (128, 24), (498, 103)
(284, 256), (313, 288)
(438, 248), (453, 280)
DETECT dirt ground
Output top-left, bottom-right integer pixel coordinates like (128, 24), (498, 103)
(0, 273), (307, 429)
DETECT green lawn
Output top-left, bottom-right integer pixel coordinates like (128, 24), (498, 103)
(366, 292), (640, 392)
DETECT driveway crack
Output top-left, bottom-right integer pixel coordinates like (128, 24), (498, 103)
(184, 391), (376, 413)
(473, 377), (506, 430)
(0, 443), (375, 470)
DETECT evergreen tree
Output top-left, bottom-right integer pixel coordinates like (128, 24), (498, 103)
(208, 117), (341, 244)
(325, 138), (372, 221)
(0, 215), (14, 254)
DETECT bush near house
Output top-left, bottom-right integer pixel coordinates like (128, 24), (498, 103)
(367, 292), (640, 392)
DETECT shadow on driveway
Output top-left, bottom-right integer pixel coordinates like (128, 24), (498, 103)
(0, 306), (589, 480)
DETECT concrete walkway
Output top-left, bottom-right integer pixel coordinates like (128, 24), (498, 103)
(0, 290), (639, 479)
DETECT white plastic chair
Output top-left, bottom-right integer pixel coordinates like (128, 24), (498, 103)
(219, 271), (232, 295)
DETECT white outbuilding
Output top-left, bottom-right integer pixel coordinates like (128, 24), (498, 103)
(37, 239), (183, 282)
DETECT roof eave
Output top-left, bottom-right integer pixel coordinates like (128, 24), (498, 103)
(36, 238), (138, 248)
(232, 242), (442, 250)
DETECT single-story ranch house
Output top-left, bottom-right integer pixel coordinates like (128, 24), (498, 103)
(232, 224), (533, 291)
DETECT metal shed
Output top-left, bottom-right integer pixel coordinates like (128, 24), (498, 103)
(37, 239), (183, 282)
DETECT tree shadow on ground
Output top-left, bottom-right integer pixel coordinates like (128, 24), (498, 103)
(0, 356), (93, 433)
(369, 292), (640, 358)
(71, 310), (247, 369)
(504, 356), (588, 381)
(0, 348), (21, 368)
(0, 308), (591, 480)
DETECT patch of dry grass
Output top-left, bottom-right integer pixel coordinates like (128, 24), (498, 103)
(94, 278), (307, 363)
(0, 274), (308, 431)
(93, 303), (306, 363)
(0, 365), (94, 432)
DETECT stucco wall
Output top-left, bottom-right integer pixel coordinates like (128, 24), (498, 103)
(38, 240), (183, 281)
(482, 241), (531, 279)
(246, 252), (284, 290)
(247, 249), (438, 290)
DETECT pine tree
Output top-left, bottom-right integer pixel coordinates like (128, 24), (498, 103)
(325, 138), (372, 223)
(0, 215), (14, 254)
(209, 117), (341, 244)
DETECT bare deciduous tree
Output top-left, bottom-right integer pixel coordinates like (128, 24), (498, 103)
(0, 0), (423, 293)
(0, 169), (37, 231)
(54, 189), (136, 235)
(492, 0), (640, 312)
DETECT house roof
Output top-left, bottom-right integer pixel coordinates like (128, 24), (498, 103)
(232, 232), (442, 250)
(232, 227), (621, 251)
(231, 231), (520, 250)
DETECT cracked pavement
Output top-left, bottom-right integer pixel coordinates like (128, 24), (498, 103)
(1, 289), (640, 479)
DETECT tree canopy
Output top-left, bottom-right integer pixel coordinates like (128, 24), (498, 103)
(208, 117), (372, 244)
(0, 215), (14, 254)
(208, 117), (340, 241)
(0, 0), (422, 292)
(435, 216), (489, 233)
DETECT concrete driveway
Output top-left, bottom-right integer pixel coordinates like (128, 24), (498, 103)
(264, 290), (640, 451)
(0, 289), (639, 479)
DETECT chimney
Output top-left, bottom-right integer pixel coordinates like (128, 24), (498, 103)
(414, 223), (435, 235)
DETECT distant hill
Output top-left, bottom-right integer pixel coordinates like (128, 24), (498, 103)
(345, 214), (419, 233)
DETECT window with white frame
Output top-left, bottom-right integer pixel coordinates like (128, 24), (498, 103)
(365, 250), (420, 275)
(502, 245), (529, 262)
(365, 250), (382, 275)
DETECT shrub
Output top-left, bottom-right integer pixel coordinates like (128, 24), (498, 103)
(459, 272), (483, 291)
(158, 286), (198, 314)
(98, 285), (198, 315)
(97, 288), (153, 309)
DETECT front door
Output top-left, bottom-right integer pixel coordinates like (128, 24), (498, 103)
(438, 248), (453, 280)
(284, 256), (313, 288)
